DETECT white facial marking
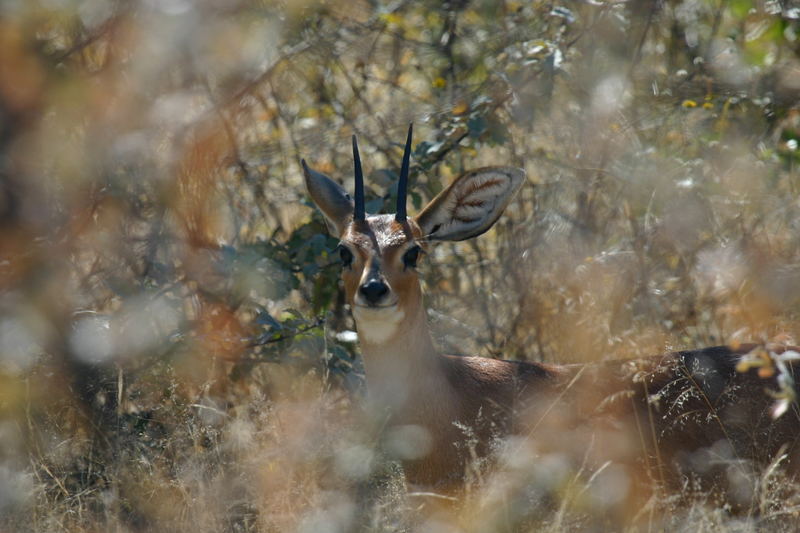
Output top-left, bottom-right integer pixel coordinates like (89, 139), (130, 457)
(353, 305), (405, 344)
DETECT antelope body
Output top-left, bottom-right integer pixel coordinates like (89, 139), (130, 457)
(303, 126), (800, 496)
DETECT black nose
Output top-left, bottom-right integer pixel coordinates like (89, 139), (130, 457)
(359, 280), (389, 305)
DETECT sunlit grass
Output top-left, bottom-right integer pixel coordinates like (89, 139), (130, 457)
(1, 0), (800, 532)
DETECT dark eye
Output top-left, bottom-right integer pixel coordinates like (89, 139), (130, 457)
(402, 245), (422, 270)
(337, 245), (354, 268)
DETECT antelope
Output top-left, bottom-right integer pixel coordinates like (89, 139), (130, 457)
(302, 125), (800, 501)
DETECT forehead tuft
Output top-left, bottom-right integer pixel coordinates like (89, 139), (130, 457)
(344, 214), (421, 249)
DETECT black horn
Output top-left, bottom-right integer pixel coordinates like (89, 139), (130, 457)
(395, 123), (413, 222)
(352, 135), (365, 221)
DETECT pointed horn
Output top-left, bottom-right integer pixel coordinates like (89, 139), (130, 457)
(352, 135), (365, 221)
(395, 123), (413, 222)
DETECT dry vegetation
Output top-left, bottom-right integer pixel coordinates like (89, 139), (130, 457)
(1, 0), (800, 531)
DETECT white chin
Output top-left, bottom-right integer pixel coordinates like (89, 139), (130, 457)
(352, 305), (405, 344)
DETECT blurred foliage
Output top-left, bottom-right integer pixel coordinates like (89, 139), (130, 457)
(1, 0), (800, 531)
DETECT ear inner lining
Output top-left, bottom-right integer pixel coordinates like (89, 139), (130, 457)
(415, 167), (525, 242)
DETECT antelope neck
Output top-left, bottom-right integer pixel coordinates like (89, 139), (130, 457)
(356, 300), (442, 407)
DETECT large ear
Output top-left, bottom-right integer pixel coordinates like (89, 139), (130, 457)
(302, 160), (354, 236)
(415, 167), (525, 241)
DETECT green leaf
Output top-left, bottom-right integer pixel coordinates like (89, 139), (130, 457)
(730, 0), (752, 18)
(255, 310), (283, 329)
(467, 115), (488, 138)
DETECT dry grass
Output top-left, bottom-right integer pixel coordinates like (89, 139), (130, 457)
(7, 361), (800, 532)
(2, 1), (800, 531)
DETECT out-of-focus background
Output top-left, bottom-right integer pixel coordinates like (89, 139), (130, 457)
(1, 0), (800, 531)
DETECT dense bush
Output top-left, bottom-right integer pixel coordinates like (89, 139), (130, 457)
(1, 1), (799, 531)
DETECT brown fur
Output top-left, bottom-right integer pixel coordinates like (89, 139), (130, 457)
(391, 344), (800, 496)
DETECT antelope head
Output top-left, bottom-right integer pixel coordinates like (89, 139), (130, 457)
(302, 125), (525, 347)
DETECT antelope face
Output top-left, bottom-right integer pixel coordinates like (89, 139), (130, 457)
(337, 215), (426, 342)
(303, 124), (526, 343)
